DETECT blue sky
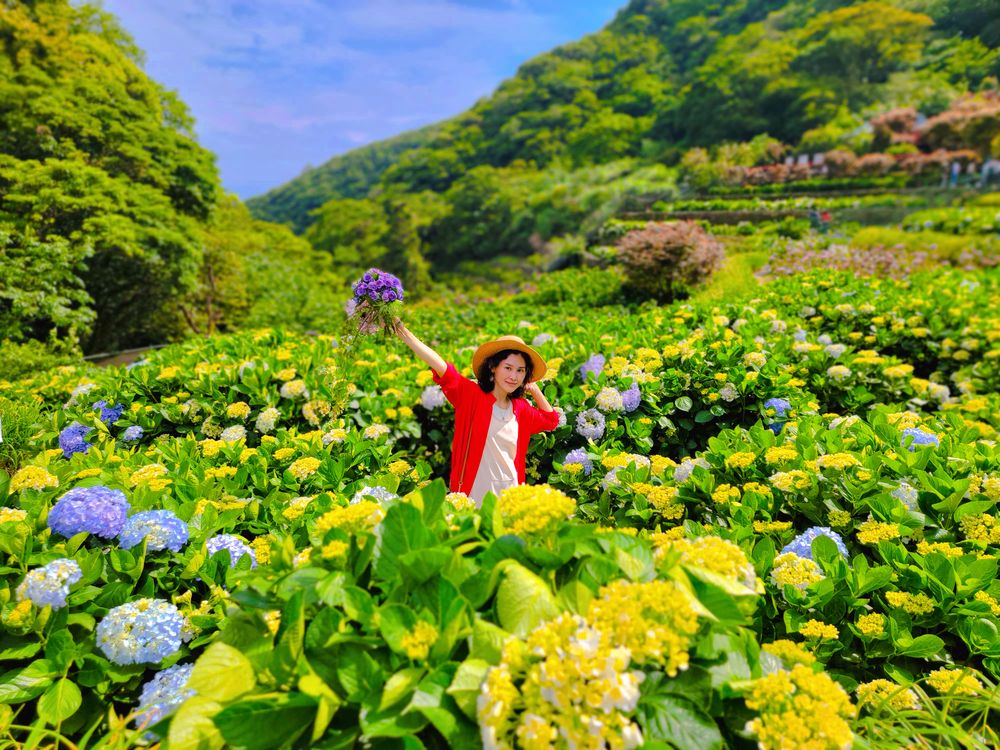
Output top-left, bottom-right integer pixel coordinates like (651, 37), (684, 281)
(100, 0), (627, 199)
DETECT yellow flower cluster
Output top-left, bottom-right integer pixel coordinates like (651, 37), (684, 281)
(915, 541), (964, 557)
(74, 468), (103, 479)
(856, 613), (886, 638)
(281, 495), (313, 521)
(762, 640), (816, 667)
(959, 514), (1000, 545)
(288, 457), (321, 480)
(815, 453), (861, 471)
(129, 463), (171, 491)
(827, 510), (852, 528)
(742, 482), (772, 497)
(249, 536), (272, 565)
(800, 620), (839, 641)
(315, 501), (385, 535)
(883, 364), (914, 378)
(204, 466), (237, 480)
(856, 679), (920, 712)
(926, 668), (982, 696)
(856, 521), (901, 544)
(9, 466), (59, 493)
(771, 553), (824, 590)
(747, 663), (856, 749)
(754, 520), (793, 534)
(273, 447), (296, 461)
(321, 540), (349, 560)
(226, 401), (251, 419)
(711, 484), (741, 505)
(497, 485), (575, 538)
(479, 613), (645, 750)
(885, 591), (935, 616)
(981, 475), (1000, 503)
(655, 535), (756, 589)
(725, 452), (757, 470)
(886, 410), (923, 429)
(649, 455), (677, 476)
(769, 470), (811, 493)
(0, 508), (28, 524)
(587, 579), (699, 675)
(445, 492), (476, 513)
(5, 599), (33, 628)
(764, 446), (798, 465)
(400, 621), (438, 660)
(974, 590), (1000, 616)
(388, 460), (411, 476)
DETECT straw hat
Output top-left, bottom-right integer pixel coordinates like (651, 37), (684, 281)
(472, 335), (547, 383)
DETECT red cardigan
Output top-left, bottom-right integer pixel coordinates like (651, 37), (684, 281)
(432, 362), (560, 494)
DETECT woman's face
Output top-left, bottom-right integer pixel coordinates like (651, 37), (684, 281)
(492, 353), (528, 395)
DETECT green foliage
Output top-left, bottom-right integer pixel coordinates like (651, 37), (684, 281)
(0, 339), (81, 383)
(0, 396), (44, 473)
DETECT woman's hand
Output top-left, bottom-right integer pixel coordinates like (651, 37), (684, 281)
(524, 381), (554, 412)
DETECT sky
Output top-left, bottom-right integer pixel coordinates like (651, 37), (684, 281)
(100, 0), (627, 199)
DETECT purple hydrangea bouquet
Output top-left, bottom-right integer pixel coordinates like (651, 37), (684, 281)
(347, 268), (405, 336)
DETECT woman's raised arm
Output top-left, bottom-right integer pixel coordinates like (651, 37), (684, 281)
(394, 321), (447, 377)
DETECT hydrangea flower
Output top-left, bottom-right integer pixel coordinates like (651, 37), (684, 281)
(220, 425), (247, 443)
(122, 425), (144, 442)
(891, 481), (919, 511)
(58, 422), (93, 458)
(420, 385), (446, 410)
(781, 527), (848, 561)
(531, 333), (555, 346)
(575, 409), (605, 441)
(205, 534), (257, 568)
(596, 387), (624, 412)
(674, 457), (709, 484)
(621, 382), (641, 413)
(93, 400), (124, 425)
(119, 510), (190, 552)
(134, 663), (196, 732)
(352, 268), (404, 303)
(48, 485), (130, 538)
(16, 559), (82, 609)
(255, 407), (279, 433)
(562, 448), (593, 476)
(97, 599), (184, 665)
(351, 485), (399, 505)
(579, 353), (605, 381)
(554, 406), (567, 428)
(764, 397), (792, 435)
(901, 428), (939, 451)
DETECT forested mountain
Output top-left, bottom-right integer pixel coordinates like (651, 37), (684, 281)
(248, 0), (1000, 234)
(0, 0), (340, 353)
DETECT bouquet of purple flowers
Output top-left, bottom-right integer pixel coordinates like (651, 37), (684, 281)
(347, 268), (405, 336)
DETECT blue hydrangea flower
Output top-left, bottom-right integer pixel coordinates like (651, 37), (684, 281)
(96, 599), (185, 665)
(93, 400), (124, 425)
(891, 481), (919, 511)
(420, 385), (446, 410)
(58, 422), (93, 458)
(48, 486), (130, 538)
(764, 398), (791, 418)
(119, 511), (189, 552)
(351, 485), (399, 505)
(562, 448), (593, 476)
(205, 534), (257, 568)
(781, 527), (848, 561)
(134, 663), (195, 733)
(901, 428), (939, 451)
(16, 559), (82, 609)
(122, 425), (144, 442)
(579, 353), (605, 382)
(621, 382), (641, 413)
(764, 397), (792, 435)
(575, 408), (605, 441)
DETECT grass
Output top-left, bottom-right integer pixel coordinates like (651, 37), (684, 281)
(691, 248), (769, 304)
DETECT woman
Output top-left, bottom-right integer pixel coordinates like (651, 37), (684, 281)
(394, 322), (559, 504)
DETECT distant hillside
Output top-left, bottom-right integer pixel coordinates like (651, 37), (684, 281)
(246, 123), (440, 232)
(248, 0), (999, 233)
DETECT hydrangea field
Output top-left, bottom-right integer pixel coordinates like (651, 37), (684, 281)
(2, 249), (1000, 746)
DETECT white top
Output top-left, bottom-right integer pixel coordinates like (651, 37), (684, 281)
(469, 402), (519, 506)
